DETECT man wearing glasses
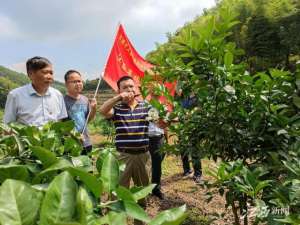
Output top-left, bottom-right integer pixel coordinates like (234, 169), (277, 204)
(64, 70), (97, 154)
(3, 56), (67, 127)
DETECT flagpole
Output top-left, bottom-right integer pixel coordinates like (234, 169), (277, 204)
(81, 22), (121, 135)
(81, 72), (103, 135)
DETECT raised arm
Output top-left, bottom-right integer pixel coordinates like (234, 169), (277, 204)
(99, 95), (121, 119)
(99, 92), (134, 118)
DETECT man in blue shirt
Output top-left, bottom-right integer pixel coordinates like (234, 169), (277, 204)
(64, 70), (97, 154)
(4, 56), (67, 127)
(178, 90), (202, 183)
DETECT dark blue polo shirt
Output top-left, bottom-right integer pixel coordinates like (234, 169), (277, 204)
(112, 101), (151, 151)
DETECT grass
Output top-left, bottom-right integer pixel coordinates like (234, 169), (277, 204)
(152, 155), (232, 225)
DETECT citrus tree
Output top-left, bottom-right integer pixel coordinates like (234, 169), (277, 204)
(142, 6), (300, 225)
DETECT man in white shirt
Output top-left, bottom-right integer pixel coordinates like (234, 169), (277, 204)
(3, 56), (67, 127)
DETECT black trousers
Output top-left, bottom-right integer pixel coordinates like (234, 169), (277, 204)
(180, 150), (202, 177)
(82, 145), (92, 155)
(149, 135), (165, 192)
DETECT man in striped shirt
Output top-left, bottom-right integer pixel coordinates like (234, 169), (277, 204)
(99, 76), (151, 224)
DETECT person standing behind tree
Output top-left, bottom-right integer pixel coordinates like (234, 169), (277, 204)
(177, 89), (202, 183)
(64, 70), (97, 154)
(3, 56), (67, 127)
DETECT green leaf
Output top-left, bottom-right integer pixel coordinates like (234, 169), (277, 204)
(40, 171), (77, 225)
(51, 121), (75, 134)
(54, 222), (82, 225)
(103, 201), (125, 212)
(283, 161), (300, 176)
(30, 146), (57, 168)
(254, 181), (271, 196)
(259, 73), (272, 83)
(64, 137), (82, 156)
(223, 85), (235, 95)
(0, 179), (43, 225)
(0, 165), (30, 183)
(95, 148), (110, 174)
(108, 211), (127, 225)
(71, 155), (93, 172)
(224, 52), (233, 68)
(101, 152), (119, 193)
(124, 201), (150, 223)
(289, 179), (300, 202)
(269, 69), (290, 79)
(293, 95), (300, 109)
(149, 205), (187, 225)
(116, 186), (136, 202)
(76, 186), (94, 224)
(12, 134), (24, 155)
(277, 129), (288, 135)
(68, 167), (102, 198)
(35, 158), (73, 182)
(275, 215), (300, 224)
(131, 184), (156, 201)
(97, 211), (127, 225)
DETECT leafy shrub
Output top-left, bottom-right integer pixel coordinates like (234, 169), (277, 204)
(0, 121), (187, 225)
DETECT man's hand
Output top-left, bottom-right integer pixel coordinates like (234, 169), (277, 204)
(90, 98), (97, 111)
(88, 98), (97, 122)
(119, 91), (135, 102)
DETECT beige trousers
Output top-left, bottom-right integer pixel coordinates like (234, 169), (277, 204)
(118, 151), (151, 225)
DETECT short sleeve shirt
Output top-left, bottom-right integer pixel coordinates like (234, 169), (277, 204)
(64, 95), (91, 147)
(112, 101), (151, 151)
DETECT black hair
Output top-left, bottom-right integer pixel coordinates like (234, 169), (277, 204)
(26, 56), (52, 74)
(117, 75), (133, 89)
(64, 70), (81, 82)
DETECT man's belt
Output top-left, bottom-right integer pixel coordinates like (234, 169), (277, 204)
(149, 134), (164, 139)
(117, 147), (149, 154)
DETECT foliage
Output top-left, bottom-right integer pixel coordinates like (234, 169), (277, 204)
(84, 79), (111, 91)
(142, 4), (300, 224)
(0, 121), (186, 225)
(146, 0), (300, 72)
(88, 113), (115, 143)
(0, 110), (3, 122)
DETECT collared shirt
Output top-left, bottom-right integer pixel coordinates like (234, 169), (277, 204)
(112, 101), (151, 151)
(3, 83), (67, 127)
(148, 122), (164, 137)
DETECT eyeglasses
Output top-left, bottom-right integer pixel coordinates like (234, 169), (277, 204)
(68, 80), (82, 84)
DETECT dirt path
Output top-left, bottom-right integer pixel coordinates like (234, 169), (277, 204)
(147, 155), (233, 225)
(90, 134), (233, 225)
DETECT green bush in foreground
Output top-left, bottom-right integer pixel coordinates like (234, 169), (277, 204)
(0, 121), (186, 225)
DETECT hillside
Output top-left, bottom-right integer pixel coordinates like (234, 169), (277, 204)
(0, 65), (66, 108)
(146, 0), (300, 72)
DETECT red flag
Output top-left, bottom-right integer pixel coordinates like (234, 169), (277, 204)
(103, 24), (176, 110)
(103, 24), (153, 92)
